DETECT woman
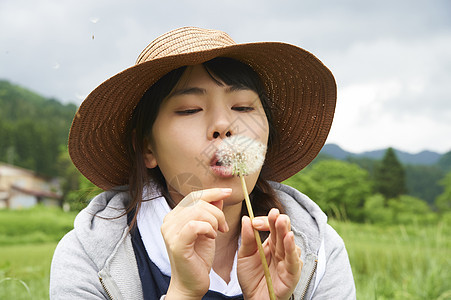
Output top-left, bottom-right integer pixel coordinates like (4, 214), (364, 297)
(50, 27), (355, 299)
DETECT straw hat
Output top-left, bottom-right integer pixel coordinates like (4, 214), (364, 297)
(69, 27), (336, 190)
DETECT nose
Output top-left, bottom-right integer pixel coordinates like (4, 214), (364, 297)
(207, 108), (234, 140)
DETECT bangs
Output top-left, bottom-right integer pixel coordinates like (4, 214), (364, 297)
(202, 57), (264, 94)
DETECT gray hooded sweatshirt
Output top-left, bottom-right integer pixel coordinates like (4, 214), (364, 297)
(50, 182), (355, 299)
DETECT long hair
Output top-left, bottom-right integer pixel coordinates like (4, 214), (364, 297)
(125, 57), (285, 232)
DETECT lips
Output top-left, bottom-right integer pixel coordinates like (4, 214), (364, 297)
(210, 153), (233, 177)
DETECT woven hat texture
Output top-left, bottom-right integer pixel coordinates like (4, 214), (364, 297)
(69, 27), (337, 190)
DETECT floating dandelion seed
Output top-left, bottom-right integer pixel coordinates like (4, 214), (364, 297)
(216, 135), (275, 300)
(90, 18), (99, 40)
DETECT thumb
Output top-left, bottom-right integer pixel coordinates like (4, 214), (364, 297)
(238, 216), (258, 257)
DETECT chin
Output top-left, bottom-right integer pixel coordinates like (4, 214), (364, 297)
(221, 190), (245, 206)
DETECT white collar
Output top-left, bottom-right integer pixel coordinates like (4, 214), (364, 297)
(136, 189), (242, 296)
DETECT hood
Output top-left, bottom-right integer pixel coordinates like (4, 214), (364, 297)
(73, 187), (131, 271)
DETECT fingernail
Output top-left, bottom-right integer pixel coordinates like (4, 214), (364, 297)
(241, 215), (249, 223)
(221, 188), (232, 194)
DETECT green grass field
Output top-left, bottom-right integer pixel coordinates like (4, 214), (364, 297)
(0, 243), (56, 300)
(0, 206), (76, 299)
(0, 207), (450, 299)
(331, 220), (451, 300)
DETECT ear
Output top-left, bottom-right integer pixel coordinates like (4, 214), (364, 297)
(143, 139), (158, 169)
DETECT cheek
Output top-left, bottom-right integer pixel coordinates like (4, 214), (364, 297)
(236, 114), (269, 145)
(151, 120), (203, 173)
(154, 114), (202, 141)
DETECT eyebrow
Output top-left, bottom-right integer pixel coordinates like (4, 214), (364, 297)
(170, 87), (206, 97)
(226, 85), (252, 92)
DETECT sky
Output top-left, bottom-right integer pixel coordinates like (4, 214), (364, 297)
(1, 0), (450, 154)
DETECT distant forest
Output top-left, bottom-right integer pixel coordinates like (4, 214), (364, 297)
(0, 80), (77, 176)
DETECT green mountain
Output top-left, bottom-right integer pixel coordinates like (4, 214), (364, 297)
(321, 144), (444, 166)
(0, 79), (77, 177)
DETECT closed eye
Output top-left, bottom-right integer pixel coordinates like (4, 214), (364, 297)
(232, 106), (254, 112)
(175, 108), (202, 115)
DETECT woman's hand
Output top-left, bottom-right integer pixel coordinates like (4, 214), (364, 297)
(238, 208), (303, 300)
(162, 188), (231, 299)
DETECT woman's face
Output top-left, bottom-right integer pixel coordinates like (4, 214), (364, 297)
(144, 64), (269, 206)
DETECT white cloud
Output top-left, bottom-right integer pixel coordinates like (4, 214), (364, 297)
(328, 78), (451, 153)
(323, 31), (451, 153)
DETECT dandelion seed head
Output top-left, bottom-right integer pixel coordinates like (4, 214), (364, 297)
(216, 135), (266, 176)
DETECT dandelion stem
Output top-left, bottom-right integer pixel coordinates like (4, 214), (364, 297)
(239, 173), (276, 300)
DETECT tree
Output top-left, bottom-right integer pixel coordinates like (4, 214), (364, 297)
(57, 147), (82, 206)
(387, 195), (436, 225)
(346, 156), (378, 177)
(374, 147), (407, 199)
(57, 146), (102, 211)
(65, 175), (102, 211)
(437, 150), (451, 173)
(436, 171), (451, 212)
(284, 160), (372, 221)
(405, 164), (444, 205)
(364, 194), (393, 224)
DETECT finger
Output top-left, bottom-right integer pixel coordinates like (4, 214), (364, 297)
(191, 205), (221, 233)
(178, 188), (231, 233)
(178, 220), (217, 246)
(251, 216), (269, 231)
(179, 188), (232, 207)
(275, 214), (291, 236)
(164, 200), (225, 235)
(284, 231), (303, 274)
(268, 208), (279, 249)
(196, 200), (228, 233)
(275, 214), (291, 260)
(238, 216), (258, 257)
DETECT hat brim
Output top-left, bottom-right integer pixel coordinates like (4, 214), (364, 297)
(69, 42), (336, 190)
